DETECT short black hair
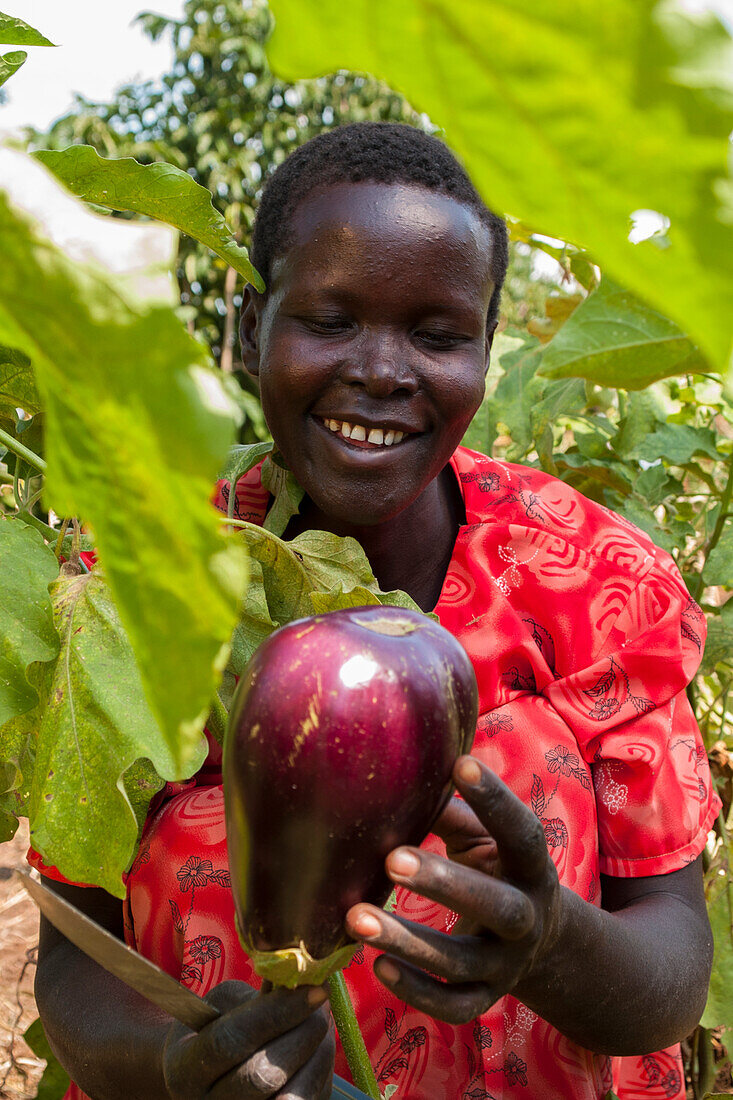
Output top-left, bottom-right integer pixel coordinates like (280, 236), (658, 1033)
(250, 122), (508, 327)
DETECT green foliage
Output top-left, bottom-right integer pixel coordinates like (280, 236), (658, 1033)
(0, 571), (193, 895)
(34, 146), (264, 291)
(23, 1017), (70, 1100)
(0, 149), (248, 776)
(701, 831), (733, 1029)
(0, 49), (25, 87)
(0, 520), (58, 727)
(266, 0), (733, 377)
(0, 11), (54, 47)
(539, 278), (707, 390)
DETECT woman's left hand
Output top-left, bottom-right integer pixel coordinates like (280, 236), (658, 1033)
(344, 756), (562, 1025)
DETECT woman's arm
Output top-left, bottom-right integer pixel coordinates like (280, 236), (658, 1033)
(35, 879), (334, 1100)
(345, 756), (713, 1055)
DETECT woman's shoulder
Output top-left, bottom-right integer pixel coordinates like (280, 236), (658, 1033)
(453, 445), (670, 577)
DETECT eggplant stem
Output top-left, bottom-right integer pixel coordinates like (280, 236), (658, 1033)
(327, 971), (380, 1099)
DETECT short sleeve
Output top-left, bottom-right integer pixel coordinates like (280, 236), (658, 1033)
(543, 554), (721, 877)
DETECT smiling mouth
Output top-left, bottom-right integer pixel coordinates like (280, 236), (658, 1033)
(317, 416), (414, 449)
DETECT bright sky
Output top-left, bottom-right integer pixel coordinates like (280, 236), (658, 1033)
(1, 0), (186, 134)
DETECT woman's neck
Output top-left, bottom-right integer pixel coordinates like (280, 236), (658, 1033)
(284, 465), (465, 612)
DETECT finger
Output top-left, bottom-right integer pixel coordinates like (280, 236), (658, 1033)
(453, 757), (549, 881)
(206, 1009), (329, 1100)
(205, 979), (257, 1013)
(432, 796), (490, 847)
(170, 985), (328, 1087)
(374, 956), (497, 1025)
(382, 847), (534, 939)
(346, 906), (511, 984)
(278, 1019), (336, 1100)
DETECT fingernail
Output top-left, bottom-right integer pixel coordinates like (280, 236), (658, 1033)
(389, 849), (419, 878)
(307, 986), (328, 1007)
(353, 912), (382, 938)
(376, 959), (400, 986)
(456, 757), (482, 786)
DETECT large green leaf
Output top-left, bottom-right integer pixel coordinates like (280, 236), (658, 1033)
(630, 423), (720, 465)
(0, 12), (54, 46)
(0, 48), (24, 87)
(0, 519), (59, 727)
(267, 0), (733, 375)
(35, 146), (265, 291)
(700, 836), (733, 1029)
(703, 520), (733, 587)
(0, 344), (40, 416)
(539, 279), (706, 389)
(0, 572), (202, 895)
(0, 147), (248, 776)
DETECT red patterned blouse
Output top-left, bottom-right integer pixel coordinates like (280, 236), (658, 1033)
(34, 447), (720, 1100)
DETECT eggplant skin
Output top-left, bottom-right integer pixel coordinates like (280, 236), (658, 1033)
(224, 605), (478, 962)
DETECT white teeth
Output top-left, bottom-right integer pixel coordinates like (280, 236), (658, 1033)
(323, 417), (409, 446)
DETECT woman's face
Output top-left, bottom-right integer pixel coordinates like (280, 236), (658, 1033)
(241, 181), (497, 529)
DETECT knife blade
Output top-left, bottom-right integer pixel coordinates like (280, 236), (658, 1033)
(18, 872), (373, 1100)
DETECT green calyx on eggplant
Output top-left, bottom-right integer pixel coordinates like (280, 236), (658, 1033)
(224, 605), (478, 987)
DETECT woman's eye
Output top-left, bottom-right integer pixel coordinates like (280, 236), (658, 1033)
(304, 317), (349, 334)
(416, 330), (463, 348)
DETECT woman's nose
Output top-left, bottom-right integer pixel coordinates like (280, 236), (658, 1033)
(340, 331), (419, 397)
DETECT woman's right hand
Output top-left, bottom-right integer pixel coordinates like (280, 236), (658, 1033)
(163, 980), (334, 1100)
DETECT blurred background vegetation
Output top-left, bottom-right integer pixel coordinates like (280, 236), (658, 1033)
(6, 0), (731, 1093)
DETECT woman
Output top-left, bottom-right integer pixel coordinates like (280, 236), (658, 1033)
(34, 122), (718, 1100)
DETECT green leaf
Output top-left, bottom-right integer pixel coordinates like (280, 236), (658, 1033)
(219, 441), (274, 519)
(700, 615), (733, 675)
(539, 279), (707, 389)
(0, 518), (59, 727)
(0, 12), (55, 47)
(632, 423), (720, 466)
(613, 495), (677, 555)
(703, 520), (733, 587)
(261, 451), (305, 536)
(289, 529), (377, 592)
(700, 838), (733, 1029)
(23, 1018), (70, 1100)
(0, 146), (248, 775)
(310, 585), (381, 614)
(0, 48), (25, 87)
(34, 146), (265, 291)
(612, 389), (666, 457)
(226, 559), (276, 679)
(0, 345), (40, 417)
(266, 0), (733, 374)
(1, 572), (205, 895)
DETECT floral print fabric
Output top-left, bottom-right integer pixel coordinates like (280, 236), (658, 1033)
(34, 447), (720, 1100)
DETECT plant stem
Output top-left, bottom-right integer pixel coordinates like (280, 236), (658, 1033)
(0, 425), (46, 472)
(54, 518), (71, 559)
(327, 971), (380, 1099)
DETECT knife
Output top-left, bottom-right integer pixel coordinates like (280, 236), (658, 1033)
(18, 872), (374, 1100)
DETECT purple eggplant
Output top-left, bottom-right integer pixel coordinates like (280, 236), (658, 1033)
(224, 605), (478, 986)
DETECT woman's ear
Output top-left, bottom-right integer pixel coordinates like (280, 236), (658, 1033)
(484, 321), (498, 376)
(239, 284), (262, 378)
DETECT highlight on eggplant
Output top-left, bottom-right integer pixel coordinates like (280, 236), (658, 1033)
(223, 605), (478, 987)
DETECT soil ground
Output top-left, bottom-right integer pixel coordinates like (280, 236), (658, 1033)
(0, 821), (44, 1100)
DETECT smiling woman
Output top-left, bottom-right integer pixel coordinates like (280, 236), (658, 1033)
(32, 122), (719, 1100)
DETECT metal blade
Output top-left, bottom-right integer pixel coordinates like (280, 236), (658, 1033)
(19, 872), (374, 1100)
(17, 871), (219, 1030)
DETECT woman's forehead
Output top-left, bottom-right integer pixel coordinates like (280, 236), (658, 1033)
(273, 180), (494, 291)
